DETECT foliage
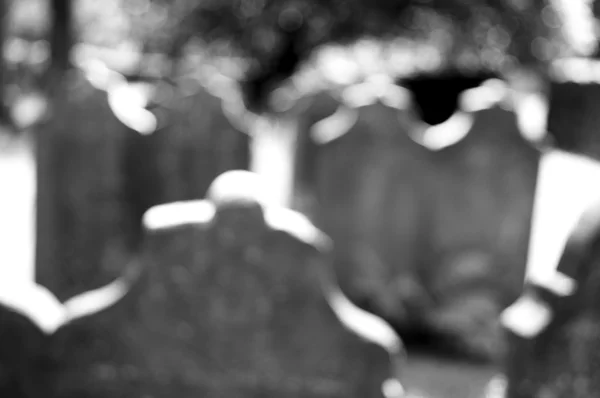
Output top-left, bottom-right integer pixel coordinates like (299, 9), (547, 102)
(6, 0), (599, 111)
(8, 0), (598, 72)
(145, 0), (597, 71)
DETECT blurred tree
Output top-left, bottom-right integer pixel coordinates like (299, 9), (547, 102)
(135, 0), (596, 111)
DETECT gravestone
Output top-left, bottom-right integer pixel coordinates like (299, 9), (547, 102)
(309, 80), (436, 331)
(0, 263), (140, 398)
(128, 170), (404, 398)
(419, 88), (540, 360)
(35, 68), (136, 302)
(122, 76), (251, 245)
(498, 150), (600, 398)
(548, 78), (600, 160)
(288, 89), (341, 212)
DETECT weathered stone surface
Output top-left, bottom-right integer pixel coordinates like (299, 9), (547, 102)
(0, 299), (44, 397)
(548, 81), (600, 160)
(0, 264), (140, 398)
(116, 170), (403, 398)
(427, 104), (538, 303)
(35, 69), (135, 302)
(308, 88), (436, 331)
(304, 79), (541, 360)
(38, 264), (146, 398)
(420, 102), (540, 360)
(123, 79), (251, 224)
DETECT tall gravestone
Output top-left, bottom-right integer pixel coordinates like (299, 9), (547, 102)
(23, 170), (405, 398)
(135, 170), (405, 397)
(35, 68), (135, 302)
(288, 89), (341, 213)
(498, 150), (600, 398)
(308, 80), (436, 332)
(415, 87), (540, 360)
(122, 77), (251, 246)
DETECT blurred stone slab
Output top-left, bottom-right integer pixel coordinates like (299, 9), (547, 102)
(307, 81), (436, 331)
(122, 77), (251, 236)
(419, 92), (540, 360)
(35, 68), (136, 302)
(500, 272), (588, 398)
(287, 89), (341, 212)
(16, 170), (404, 398)
(0, 264), (140, 398)
(124, 170), (404, 398)
(548, 81), (600, 160)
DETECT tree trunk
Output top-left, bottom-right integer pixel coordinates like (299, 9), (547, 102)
(47, 0), (73, 88)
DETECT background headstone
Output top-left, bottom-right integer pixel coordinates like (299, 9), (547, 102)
(0, 264), (140, 398)
(0, 298), (45, 398)
(126, 179), (401, 397)
(548, 81), (600, 160)
(35, 69), (135, 302)
(123, 79), (251, 245)
(423, 104), (539, 360)
(289, 89), (341, 212)
(309, 96), (436, 332)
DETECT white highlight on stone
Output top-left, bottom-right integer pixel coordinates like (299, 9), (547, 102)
(531, 271), (577, 298)
(410, 110), (475, 151)
(484, 375), (508, 398)
(382, 378), (406, 398)
(80, 58), (157, 135)
(458, 79), (508, 113)
(310, 105), (358, 145)
(143, 200), (216, 231)
(265, 206), (330, 250)
(516, 93), (549, 143)
(327, 287), (403, 356)
(0, 275), (131, 335)
(107, 82), (157, 135)
(500, 294), (552, 338)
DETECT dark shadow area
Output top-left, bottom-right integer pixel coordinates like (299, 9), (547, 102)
(403, 71), (498, 125)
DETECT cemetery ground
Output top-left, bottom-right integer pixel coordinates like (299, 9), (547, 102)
(0, 127), (499, 397)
